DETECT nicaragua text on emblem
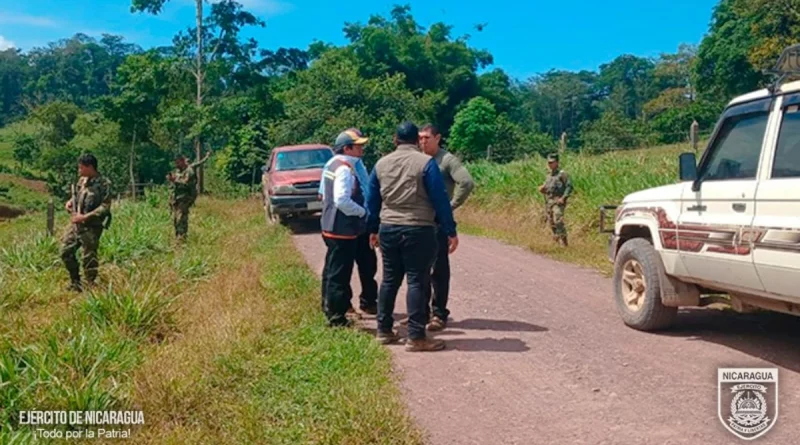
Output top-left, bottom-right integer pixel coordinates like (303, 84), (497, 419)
(718, 368), (778, 441)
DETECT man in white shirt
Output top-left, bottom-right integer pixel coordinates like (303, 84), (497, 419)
(317, 128), (379, 317)
(319, 129), (370, 327)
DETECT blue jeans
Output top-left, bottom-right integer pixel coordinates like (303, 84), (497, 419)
(377, 224), (437, 340)
(425, 225), (451, 321)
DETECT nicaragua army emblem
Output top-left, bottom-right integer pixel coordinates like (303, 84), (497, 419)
(718, 368), (778, 440)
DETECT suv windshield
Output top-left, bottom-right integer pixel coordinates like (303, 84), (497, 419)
(274, 149), (332, 171)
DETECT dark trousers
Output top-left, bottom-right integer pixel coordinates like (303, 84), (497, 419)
(425, 226), (451, 321)
(377, 224), (437, 340)
(355, 232), (378, 310)
(321, 236), (358, 326)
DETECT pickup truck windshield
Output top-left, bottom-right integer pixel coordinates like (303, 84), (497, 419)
(274, 149), (332, 171)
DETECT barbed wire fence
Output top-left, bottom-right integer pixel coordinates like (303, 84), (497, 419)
(480, 122), (714, 165)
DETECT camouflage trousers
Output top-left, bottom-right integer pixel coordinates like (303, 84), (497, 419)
(171, 202), (191, 239)
(60, 224), (104, 285)
(546, 201), (567, 243)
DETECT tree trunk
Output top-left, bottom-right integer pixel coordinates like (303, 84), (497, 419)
(130, 124), (137, 200)
(195, 0), (204, 195)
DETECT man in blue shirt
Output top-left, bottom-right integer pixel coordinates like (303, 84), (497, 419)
(318, 128), (379, 316)
(366, 121), (458, 352)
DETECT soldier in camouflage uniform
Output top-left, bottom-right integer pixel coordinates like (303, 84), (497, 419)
(61, 154), (113, 292)
(538, 153), (573, 247)
(167, 153), (209, 241)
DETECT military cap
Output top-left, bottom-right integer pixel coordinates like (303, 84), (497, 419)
(547, 153), (559, 162)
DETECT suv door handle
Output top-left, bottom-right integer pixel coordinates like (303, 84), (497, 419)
(732, 203), (746, 212)
(687, 205), (706, 212)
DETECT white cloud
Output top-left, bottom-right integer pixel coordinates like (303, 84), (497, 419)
(0, 35), (15, 50)
(0, 12), (58, 27)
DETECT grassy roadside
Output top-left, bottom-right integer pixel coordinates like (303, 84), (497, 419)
(1, 193), (422, 444)
(457, 143), (695, 276)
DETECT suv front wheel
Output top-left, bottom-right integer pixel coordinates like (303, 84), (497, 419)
(612, 238), (677, 331)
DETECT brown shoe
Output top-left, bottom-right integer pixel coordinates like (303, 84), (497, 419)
(400, 313), (430, 326)
(360, 305), (378, 316)
(405, 338), (445, 352)
(426, 316), (446, 332)
(376, 331), (399, 345)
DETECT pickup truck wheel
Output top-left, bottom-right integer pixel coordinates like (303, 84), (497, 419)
(613, 238), (677, 331)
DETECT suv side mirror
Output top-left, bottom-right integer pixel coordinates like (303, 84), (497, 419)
(679, 152), (697, 182)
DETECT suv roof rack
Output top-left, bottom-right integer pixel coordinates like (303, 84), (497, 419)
(765, 44), (800, 93)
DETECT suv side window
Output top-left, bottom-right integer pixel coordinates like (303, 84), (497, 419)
(772, 105), (800, 178)
(700, 108), (769, 181)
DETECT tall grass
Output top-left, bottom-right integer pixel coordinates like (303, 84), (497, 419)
(460, 143), (693, 272)
(0, 195), (204, 442)
(1, 196), (422, 444)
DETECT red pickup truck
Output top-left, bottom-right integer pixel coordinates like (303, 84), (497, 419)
(262, 144), (333, 224)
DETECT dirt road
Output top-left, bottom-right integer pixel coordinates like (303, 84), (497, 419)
(291, 224), (799, 445)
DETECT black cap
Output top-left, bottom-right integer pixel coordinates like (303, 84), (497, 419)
(396, 121), (419, 144)
(547, 153), (559, 162)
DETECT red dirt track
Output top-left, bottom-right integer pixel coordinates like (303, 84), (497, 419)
(291, 222), (799, 445)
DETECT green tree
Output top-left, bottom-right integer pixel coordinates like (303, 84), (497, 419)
(272, 48), (431, 166)
(101, 51), (170, 198)
(11, 133), (41, 170)
(597, 55), (657, 120)
(518, 70), (599, 141)
(341, 4), (492, 132)
(131, 0), (264, 193)
(0, 48), (28, 125)
(693, 0), (765, 103)
(448, 97), (497, 161)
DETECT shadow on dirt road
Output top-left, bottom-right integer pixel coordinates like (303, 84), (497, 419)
(283, 218), (321, 235)
(660, 309), (800, 373)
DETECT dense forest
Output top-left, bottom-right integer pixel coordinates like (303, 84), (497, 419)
(0, 0), (796, 198)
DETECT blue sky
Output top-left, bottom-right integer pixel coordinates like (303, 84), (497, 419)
(0, 0), (720, 81)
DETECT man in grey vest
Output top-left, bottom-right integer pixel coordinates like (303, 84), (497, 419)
(419, 123), (475, 331)
(366, 121), (458, 352)
(320, 130), (369, 327)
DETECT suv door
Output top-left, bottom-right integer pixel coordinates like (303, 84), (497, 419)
(752, 93), (800, 300)
(677, 97), (773, 292)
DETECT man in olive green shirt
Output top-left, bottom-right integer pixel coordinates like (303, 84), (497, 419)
(61, 153), (113, 292)
(167, 152), (210, 241)
(418, 124), (475, 330)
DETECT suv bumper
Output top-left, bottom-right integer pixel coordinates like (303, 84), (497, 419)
(608, 234), (620, 263)
(269, 194), (321, 215)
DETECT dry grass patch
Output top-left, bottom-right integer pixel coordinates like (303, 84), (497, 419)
(127, 199), (423, 445)
(460, 143), (695, 275)
(0, 195), (422, 444)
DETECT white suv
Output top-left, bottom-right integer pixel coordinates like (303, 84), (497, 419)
(602, 48), (800, 331)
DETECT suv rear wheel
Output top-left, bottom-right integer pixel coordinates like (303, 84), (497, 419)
(613, 238), (677, 331)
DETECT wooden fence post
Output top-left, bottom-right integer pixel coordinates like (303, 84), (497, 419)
(486, 144), (493, 161)
(560, 132), (567, 152)
(46, 197), (54, 236)
(690, 120), (699, 153)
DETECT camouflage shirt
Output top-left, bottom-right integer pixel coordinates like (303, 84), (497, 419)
(74, 175), (112, 229)
(169, 166), (198, 205)
(543, 168), (573, 201)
